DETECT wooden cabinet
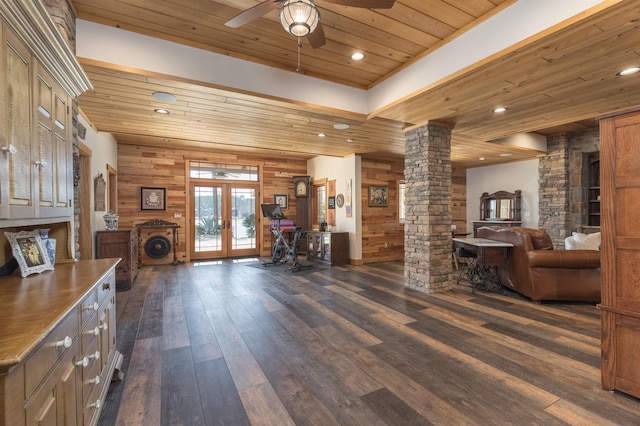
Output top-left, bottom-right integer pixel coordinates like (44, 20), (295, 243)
(0, 259), (122, 425)
(96, 229), (139, 290)
(0, 20), (73, 222)
(599, 106), (640, 399)
(307, 231), (349, 266)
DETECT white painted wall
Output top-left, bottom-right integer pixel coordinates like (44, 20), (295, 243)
(78, 115), (118, 254)
(466, 159), (539, 231)
(307, 155), (362, 261)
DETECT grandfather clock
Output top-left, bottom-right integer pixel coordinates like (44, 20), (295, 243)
(293, 176), (311, 231)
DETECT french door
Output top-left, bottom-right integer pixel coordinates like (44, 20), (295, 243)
(190, 183), (258, 259)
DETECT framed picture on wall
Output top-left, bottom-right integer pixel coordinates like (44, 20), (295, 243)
(141, 187), (166, 210)
(274, 194), (288, 209)
(368, 185), (389, 207)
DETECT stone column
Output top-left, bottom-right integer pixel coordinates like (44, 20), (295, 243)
(539, 134), (571, 248)
(404, 123), (453, 293)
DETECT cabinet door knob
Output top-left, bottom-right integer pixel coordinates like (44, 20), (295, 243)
(89, 400), (101, 409)
(34, 159), (47, 167)
(55, 336), (73, 349)
(84, 302), (99, 311)
(88, 375), (100, 385)
(98, 322), (108, 331)
(85, 326), (99, 336)
(75, 357), (89, 368)
(87, 351), (100, 360)
(1, 144), (16, 155)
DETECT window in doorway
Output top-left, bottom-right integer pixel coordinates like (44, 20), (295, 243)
(190, 161), (258, 181)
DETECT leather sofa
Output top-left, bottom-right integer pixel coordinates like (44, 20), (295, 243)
(476, 226), (601, 302)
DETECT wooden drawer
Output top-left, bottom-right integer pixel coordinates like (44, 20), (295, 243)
(24, 309), (78, 398)
(97, 269), (115, 304)
(80, 289), (99, 329)
(80, 337), (101, 405)
(81, 314), (99, 354)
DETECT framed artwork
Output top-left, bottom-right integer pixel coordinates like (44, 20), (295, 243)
(141, 187), (166, 210)
(368, 185), (389, 207)
(274, 194), (288, 209)
(4, 230), (54, 277)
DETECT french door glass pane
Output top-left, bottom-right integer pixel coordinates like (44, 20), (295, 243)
(231, 187), (256, 250)
(194, 186), (222, 252)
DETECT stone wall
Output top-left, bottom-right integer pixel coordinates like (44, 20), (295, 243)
(404, 123), (452, 293)
(539, 128), (599, 249)
(539, 134), (571, 248)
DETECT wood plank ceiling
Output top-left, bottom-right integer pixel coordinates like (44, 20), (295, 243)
(70, 0), (639, 168)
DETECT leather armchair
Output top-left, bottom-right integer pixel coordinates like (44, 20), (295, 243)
(477, 226), (601, 302)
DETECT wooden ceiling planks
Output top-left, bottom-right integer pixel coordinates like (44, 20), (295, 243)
(71, 0), (632, 169)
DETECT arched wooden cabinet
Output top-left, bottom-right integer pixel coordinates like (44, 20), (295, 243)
(599, 105), (640, 399)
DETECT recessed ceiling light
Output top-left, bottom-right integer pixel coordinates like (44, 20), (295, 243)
(154, 108), (170, 115)
(152, 91), (177, 102)
(493, 107), (507, 113)
(346, 138), (354, 143)
(350, 52), (365, 61)
(479, 157), (486, 161)
(500, 153), (513, 157)
(333, 123), (350, 130)
(617, 67), (640, 76)
(316, 133), (326, 137)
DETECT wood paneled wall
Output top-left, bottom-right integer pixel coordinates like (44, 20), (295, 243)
(452, 165), (468, 233)
(116, 143), (306, 263)
(361, 156), (405, 263)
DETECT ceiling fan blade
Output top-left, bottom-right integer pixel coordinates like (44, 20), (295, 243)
(320, 0), (395, 9)
(308, 22), (326, 48)
(225, 1), (284, 28)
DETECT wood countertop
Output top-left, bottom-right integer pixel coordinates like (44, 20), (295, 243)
(0, 258), (120, 372)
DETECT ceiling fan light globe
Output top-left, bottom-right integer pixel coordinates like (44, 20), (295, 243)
(279, 0), (319, 37)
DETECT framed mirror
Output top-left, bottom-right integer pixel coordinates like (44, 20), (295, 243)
(480, 190), (521, 221)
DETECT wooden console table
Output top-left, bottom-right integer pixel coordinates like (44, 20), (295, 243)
(453, 237), (513, 292)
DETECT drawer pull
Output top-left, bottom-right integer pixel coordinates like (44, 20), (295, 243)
(98, 322), (108, 331)
(102, 282), (111, 291)
(89, 400), (101, 410)
(83, 302), (99, 312)
(55, 336), (73, 349)
(1, 144), (17, 155)
(89, 375), (100, 385)
(75, 357), (89, 368)
(85, 326), (100, 336)
(87, 351), (100, 361)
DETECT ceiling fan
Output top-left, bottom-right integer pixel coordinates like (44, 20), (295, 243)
(225, 0), (396, 48)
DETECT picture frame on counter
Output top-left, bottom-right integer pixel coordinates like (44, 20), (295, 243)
(4, 230), (54, 277)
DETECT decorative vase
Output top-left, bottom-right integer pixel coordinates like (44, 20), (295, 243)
(42, 238), (56, 265)
(103, 210), (119, 230)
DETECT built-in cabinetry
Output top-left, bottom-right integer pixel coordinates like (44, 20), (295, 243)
(307, 231), (349, 266)
(96, 229), (139, 290)
(587, 151), (600, 226)
(0, 259), (122, 425)
(599, 106), (640, 399)
(0, 5), (88, 226)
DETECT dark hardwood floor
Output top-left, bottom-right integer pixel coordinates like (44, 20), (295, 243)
(98, 259), (640, 425)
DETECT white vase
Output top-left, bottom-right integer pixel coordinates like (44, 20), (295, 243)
(103, 211), (119, 230)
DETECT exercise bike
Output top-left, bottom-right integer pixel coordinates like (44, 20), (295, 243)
(260, 204), (312, 272)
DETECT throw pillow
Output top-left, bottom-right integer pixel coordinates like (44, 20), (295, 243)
(567, 232), (601, 250)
